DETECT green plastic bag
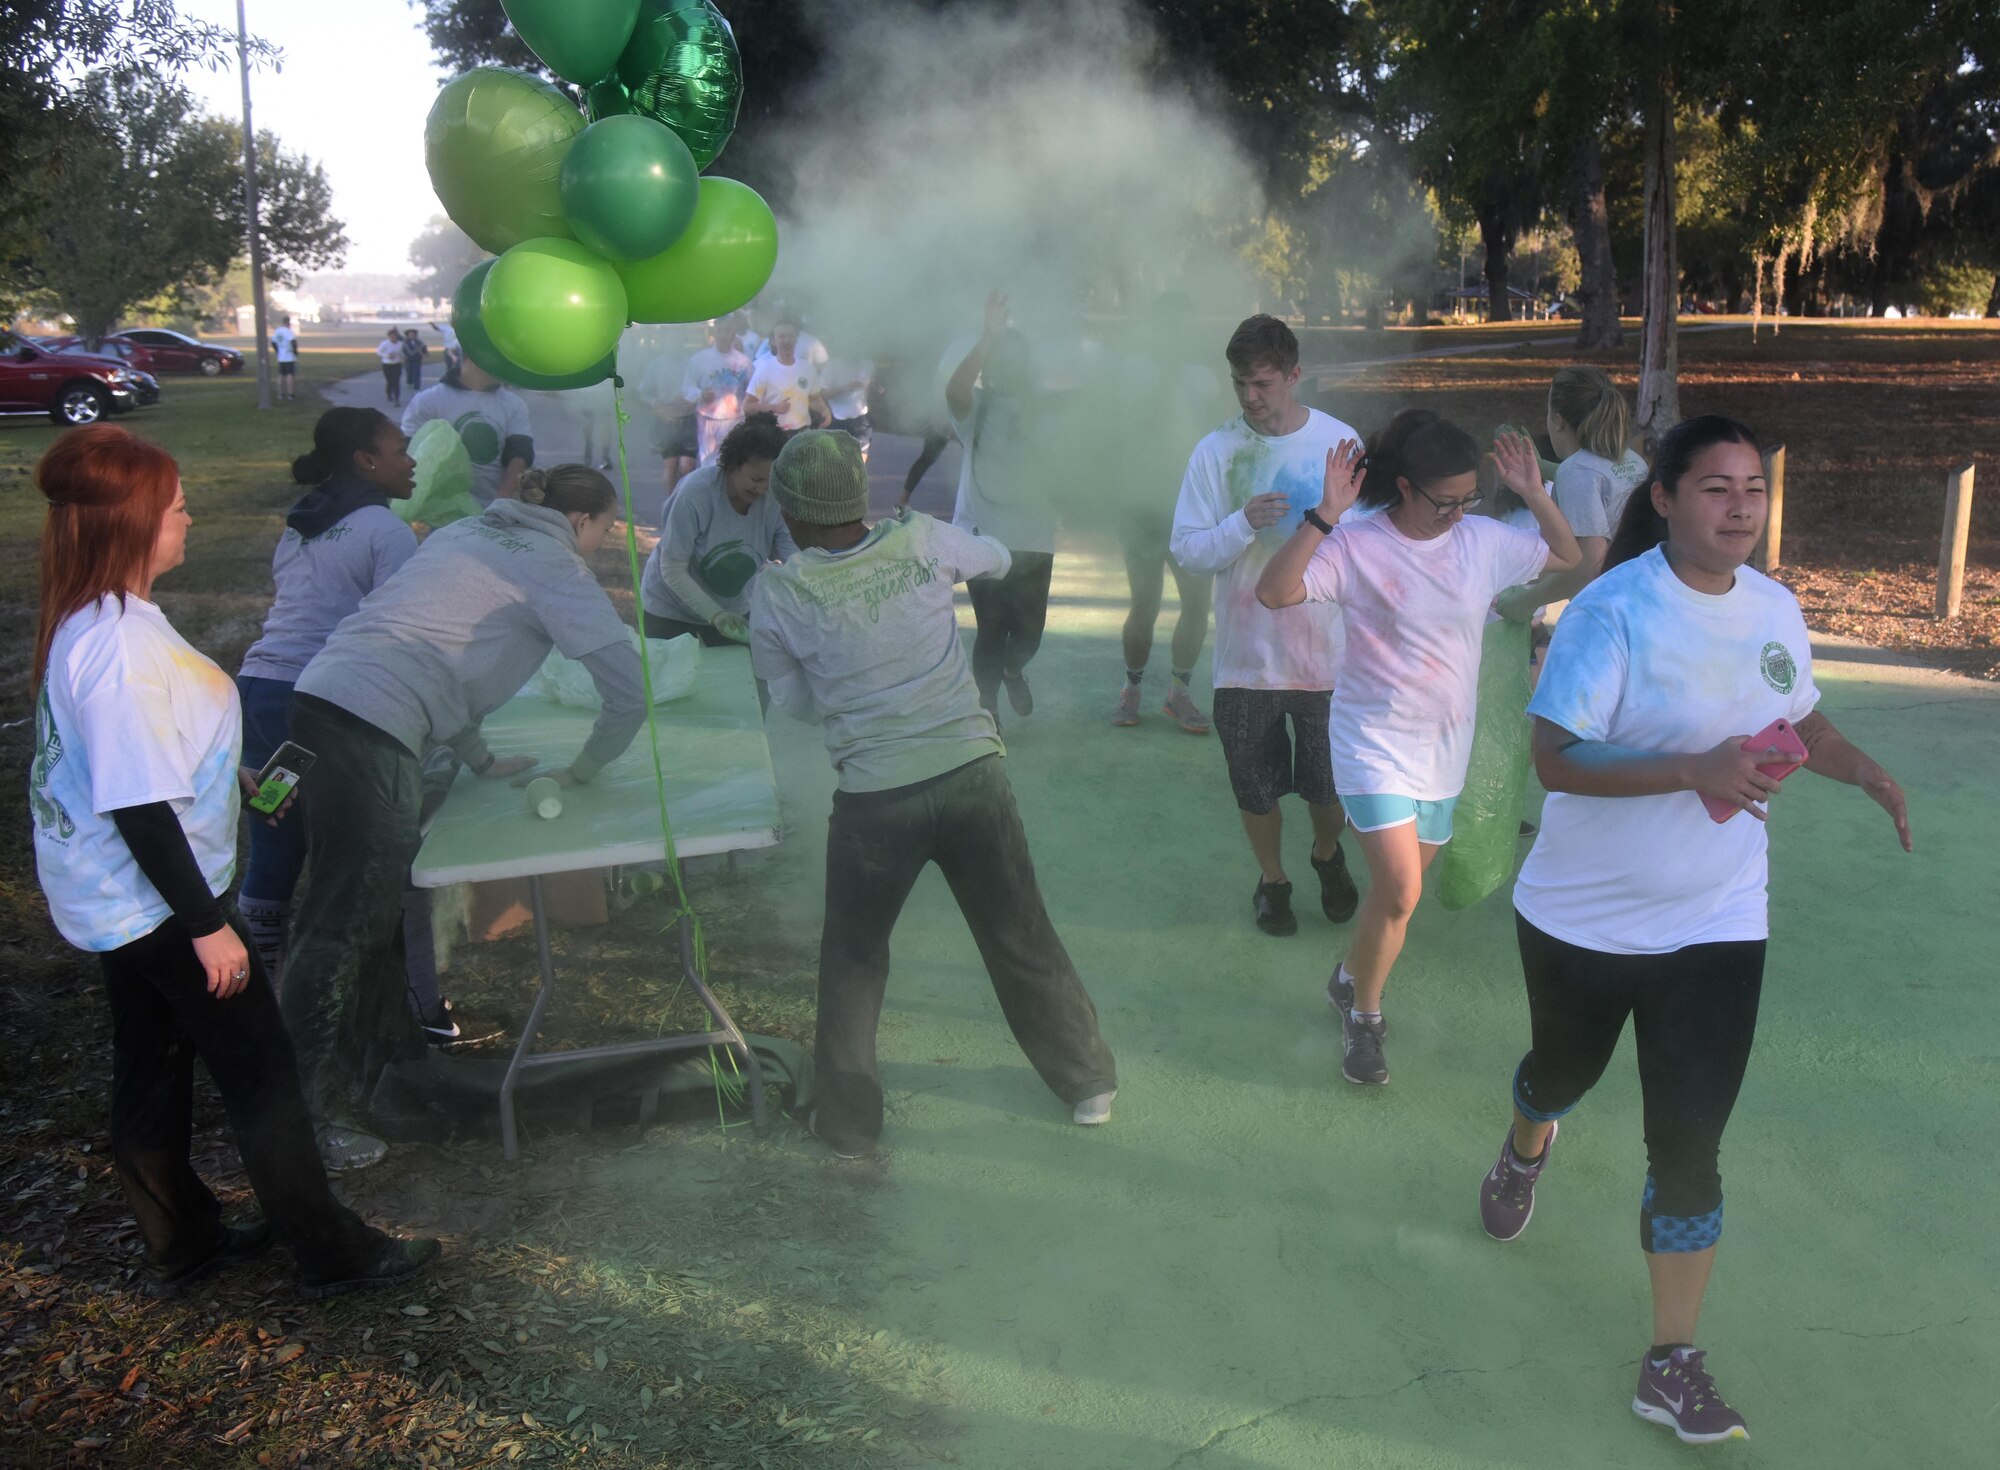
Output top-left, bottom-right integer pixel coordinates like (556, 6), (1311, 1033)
(397, 418), (483, 529)
(1436, 618), (1534, 911)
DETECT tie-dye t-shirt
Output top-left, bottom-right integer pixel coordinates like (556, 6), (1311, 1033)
(33, 595), (243, 952)
(750, 510), (1007, 793)
(640, 463), (798, 624)
(1515, 546), (1820, 954)
(1302, 512), (1550, 800)
(1170, 408), (1360, 692)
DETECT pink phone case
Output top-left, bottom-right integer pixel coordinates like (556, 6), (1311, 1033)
(1702, 718), (1809, 822)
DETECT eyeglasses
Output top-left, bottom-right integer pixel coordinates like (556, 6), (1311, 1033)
(1414, 485), (1484, 516)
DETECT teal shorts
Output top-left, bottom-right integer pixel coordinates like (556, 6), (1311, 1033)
(1342, 792), (1458, 846)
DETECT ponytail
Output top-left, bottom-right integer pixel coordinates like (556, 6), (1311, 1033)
(293, 407), (392, 485)
(1548, 365), (1632, 461)
(517, 463), (616, 519)
(1359, 408), (1481, 509)
(1603, 414), (1762, 571)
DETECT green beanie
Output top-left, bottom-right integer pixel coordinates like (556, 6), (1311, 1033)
(770, 429), (868, 525)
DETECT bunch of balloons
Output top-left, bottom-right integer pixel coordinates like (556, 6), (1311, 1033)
(425, 0), (779, 388)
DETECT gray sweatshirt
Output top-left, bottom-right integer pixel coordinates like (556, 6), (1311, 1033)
(295, 500), (645, 780)
(749, 510), (1008, 792)
(639, 463), (797, 625)
(239, 504), (417, 682)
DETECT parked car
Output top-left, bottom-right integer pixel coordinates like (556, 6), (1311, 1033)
(113, 328), (243, 375)
(0, 331), (140, 425)
(126, 368), (163, 408)
(54, 336), (167, 376)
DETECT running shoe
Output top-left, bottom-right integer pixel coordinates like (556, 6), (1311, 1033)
(1633, 1347), (1749, 1443)
(1111, 685), (1142, 726)
(1003, 672), (1034, 716)
(1479, 1120), (1556, 1242)
(316, 1124), (388, 1173)
(1340, 1005), (1388, 1086)
(1161, 686), (1211, 734)
(1311, 845), (1359, 922)
(1072, 1090), (1116, 1125)
(143, 1221), (274, 1299)
(1253, 879), (1297, 936)
(421, 997), (461, 1045)
(1325, 967), (1387, 1037)
(299, 1232), (441, 1302)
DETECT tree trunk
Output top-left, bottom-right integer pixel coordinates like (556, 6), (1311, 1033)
(1568, 135), (1623, 349)
(1479, 208), (1514, 323)
(1634, 68), (1680, 438)
(1986, 273), (2000, 318)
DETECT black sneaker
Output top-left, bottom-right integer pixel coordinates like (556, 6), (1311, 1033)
(421, 997), (461, 1045)
(1341, 1006), (1388, 1086)
(299, 1231), (441, 1302)
(143, 1221), (274, 1299)
(1311, 846), (1359, 923)
(1003, 672), (1034, 716)
(1253, 879), (1297, 936)
(1326, 966), (1388, 1038)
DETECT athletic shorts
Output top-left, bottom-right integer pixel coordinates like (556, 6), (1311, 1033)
(1210, 687), (1336, 814)
(830, 413), (872, 450)
(277, 360), (296, 377)
(657, 415), (699, 459)
(1341, 792), (1458, 845)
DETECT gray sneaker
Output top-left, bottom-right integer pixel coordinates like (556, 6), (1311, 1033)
(1479, 1121), (1556, 1242)
(1632, 1346), (1749, 1443)
(316, 1124), (388, 1173)
(1326, 968), (1386, 1038)
(1340, 1006), (1388, 1086)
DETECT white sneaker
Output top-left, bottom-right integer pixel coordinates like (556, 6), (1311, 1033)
(317, 1124), (388, 1173)
(1072, 1091), (1116, 1126)
(1110, 685), (1141, 727)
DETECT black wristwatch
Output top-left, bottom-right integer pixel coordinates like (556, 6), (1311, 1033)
(1302, 508), (1335, 535)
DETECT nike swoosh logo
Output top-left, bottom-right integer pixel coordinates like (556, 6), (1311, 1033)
(1662, 1393), (1684, 1414)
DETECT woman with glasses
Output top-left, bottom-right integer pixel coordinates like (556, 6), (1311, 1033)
(1255, 409), (1579, 1086)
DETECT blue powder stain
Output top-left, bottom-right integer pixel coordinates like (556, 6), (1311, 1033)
(1266, 462), (1324, 536)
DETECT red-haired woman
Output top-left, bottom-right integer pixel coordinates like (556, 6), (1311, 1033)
(28, 424), (437, 1301)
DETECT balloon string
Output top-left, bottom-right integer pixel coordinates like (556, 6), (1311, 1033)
(609, 360), (719, 1062)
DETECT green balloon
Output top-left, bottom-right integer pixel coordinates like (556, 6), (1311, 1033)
(561, 116), (700, 262)
(453, 259), (615, 390)
(481, 238), (631, 379)
(616, 176), (777, 324)
(501, 0), (642, 86)
(586, 76), (633, 122)
(615, 0), (742, 170)
(426, 68), (584, 253)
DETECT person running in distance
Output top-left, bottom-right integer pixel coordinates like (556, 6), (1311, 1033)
(401, 355), (534, 507)
(1171, 315), (1360, 937)
(376, 327), (406, 406)
(640, 413), (794, 646)
(1475, 415), (1910, 1445)
(1112, 303), (1218, 733)
(1256, 411), (1580, 1085)
(744, 318), (830, 433)
(821, 351), (875, 461)
(1493, 365), (1649, 626)
(400, 329), (428, 396)
(270, 314), (298, 402)
(638, 341), (700, 516)
(682, 315), (753, 466)
(748, 431), (1118, 1159)
(946, 292), (1055, 727)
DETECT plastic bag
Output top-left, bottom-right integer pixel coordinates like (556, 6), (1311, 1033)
(1435, 618), (1534, 911)
(397, 419), (482, 529)
(529, 634), (702, 710)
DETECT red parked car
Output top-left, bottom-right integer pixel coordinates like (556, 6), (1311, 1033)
(42, 328), (243, 376)
(0, 331), (141, 425)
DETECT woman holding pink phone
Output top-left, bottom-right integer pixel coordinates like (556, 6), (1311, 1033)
(1474, 415), (1910, 1445)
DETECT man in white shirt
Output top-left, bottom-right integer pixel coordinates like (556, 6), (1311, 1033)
(1170, 315), (1359, 937)
(679, 315), (753, 466)
(743, 318), (829, 432)
(271, 314), (298, 402)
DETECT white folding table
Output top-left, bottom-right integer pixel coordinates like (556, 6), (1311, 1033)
(410, 645), (782, 1159)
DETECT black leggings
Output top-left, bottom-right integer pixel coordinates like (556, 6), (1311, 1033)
(966, 552), (1054, 701)
(1510, 912), (1765, 1255)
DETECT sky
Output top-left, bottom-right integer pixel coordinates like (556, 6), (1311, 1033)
(176, 0), (447, 279)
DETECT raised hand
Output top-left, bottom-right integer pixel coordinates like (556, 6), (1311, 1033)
(1491, 429), (1546, 499)
(1321, 438), (1364, 519)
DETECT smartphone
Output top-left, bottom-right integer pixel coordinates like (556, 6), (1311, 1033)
(248, 741), (316, 815)
(1701, 718), (1808, 823)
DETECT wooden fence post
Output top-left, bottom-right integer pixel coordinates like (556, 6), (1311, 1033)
(1756, 443), (1786, 573)
(1936, 463), (1976, 619)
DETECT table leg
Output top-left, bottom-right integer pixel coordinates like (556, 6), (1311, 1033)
(498, 874), (560, 1162)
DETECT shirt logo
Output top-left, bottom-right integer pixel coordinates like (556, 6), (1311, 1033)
(1759, 641), (1796, 695)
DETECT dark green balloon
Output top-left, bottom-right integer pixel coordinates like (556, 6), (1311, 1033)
(500, 0), (641, 87)
(425, 68), (584, 253)
(586, 76), (633, 122)
(452, 259), (615, 391)
(561, 115), (701, 262)
(615, 0), (742, 170)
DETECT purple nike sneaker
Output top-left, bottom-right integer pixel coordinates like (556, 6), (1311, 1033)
(1479, 1121), (1555, 1242)
(1632, 1346), (1749, 1443)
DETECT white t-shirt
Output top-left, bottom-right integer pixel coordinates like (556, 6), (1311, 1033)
(32, 595), (243, 952)
(822, 357), (873, 421)
(377, 337), (405, 365)
(746, 354), (820, 432)
(680, 345), (752, 463)
(271, 325), (297, 363)
(949, 389), (1053, 555)
(1169, 408), (1359, 692)
(1301, 512), (1550, 799)
(401, 383), (534, 506)
(1555, 448), (1650, 540)
(1514, 547), (1821, 954)
(755, 332), (826, 370)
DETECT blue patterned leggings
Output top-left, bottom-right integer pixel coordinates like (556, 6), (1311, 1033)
(1510, 913), (1766, 1254)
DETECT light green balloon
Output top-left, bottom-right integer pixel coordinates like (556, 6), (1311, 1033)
(616, 177), (777, 324)
(481, 238), (630, 379)
(425, 68), (584, 254)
